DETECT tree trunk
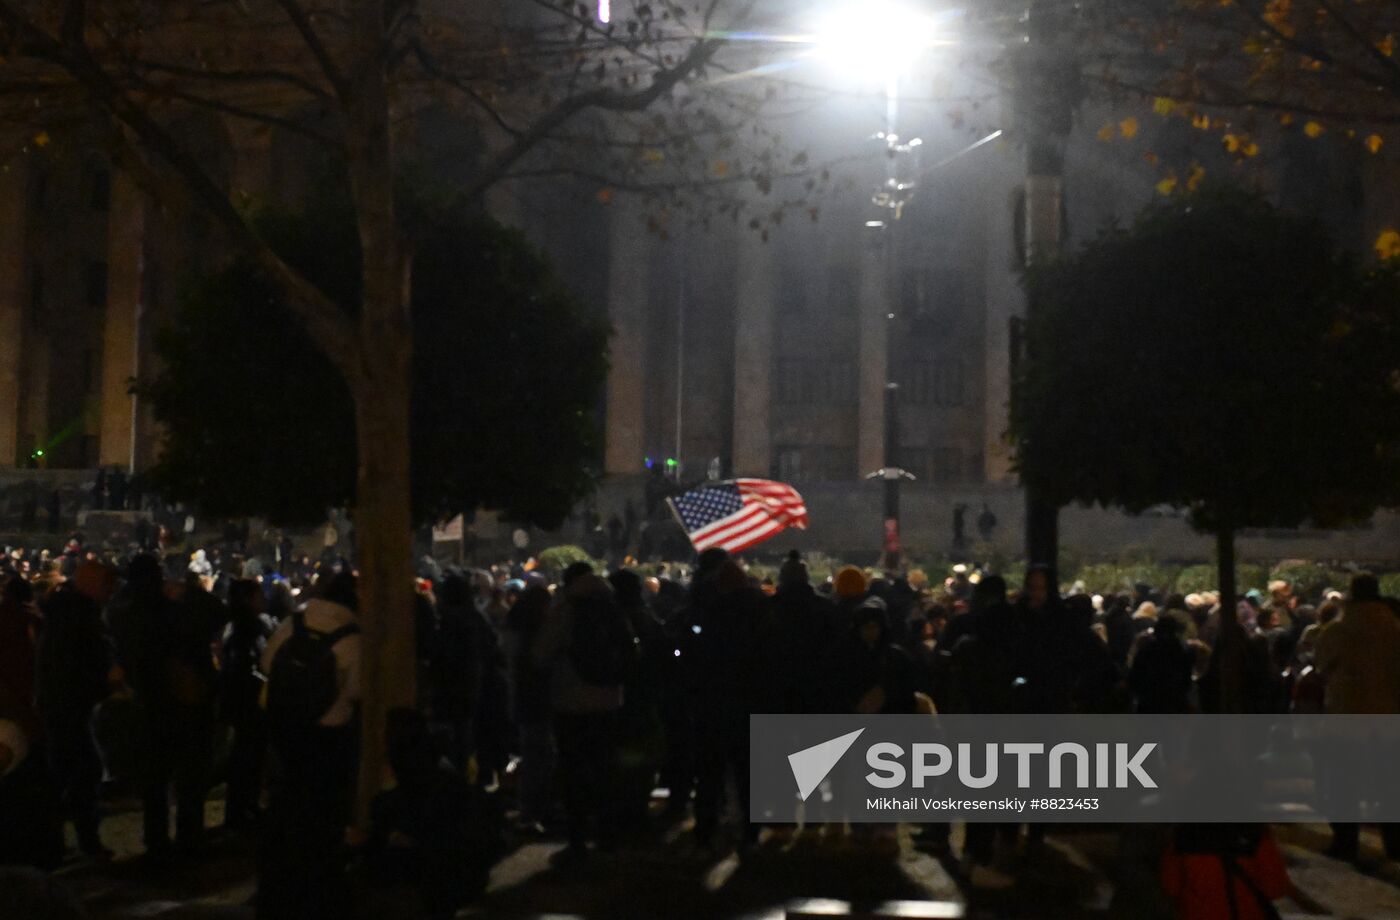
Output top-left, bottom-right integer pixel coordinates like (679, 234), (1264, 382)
(1025, 491), (1060, 575)
(349, 341), (415, 823)
(339, 0), (415, 823)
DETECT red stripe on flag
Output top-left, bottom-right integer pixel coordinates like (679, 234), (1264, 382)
(700, 509), (789, 551)
(693, 507), (769, 550)
(690, 506), (764, 545)
(721, 518), (784, 553)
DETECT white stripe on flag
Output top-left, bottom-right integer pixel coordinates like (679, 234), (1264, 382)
(707, 509), (784, 551)
(721, 518), (784, 553)
(690, 505), (764, 544)
(693, 507), (769, 549)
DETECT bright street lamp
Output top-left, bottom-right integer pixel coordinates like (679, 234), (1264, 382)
(810, 0), (943, 80)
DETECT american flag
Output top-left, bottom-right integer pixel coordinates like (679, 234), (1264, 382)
(667, 478), (809, 554)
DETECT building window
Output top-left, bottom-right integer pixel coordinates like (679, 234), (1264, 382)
(778, 259), (807, 314)
(775, 358), (857, 406)
(897, 362), (932, 405)
(931, 446), (964, 485)
(776, 448), (802, 483)
(89, 167), (111, 212)
(897, 359), (964, 407)
(935, 359), (965, 407)
(86, 261), (108, 308)
(827, 264), (857, 314)
(906, 268), (968, 336)
(774, 445), (855, 482)
(897, 447), (930, 481)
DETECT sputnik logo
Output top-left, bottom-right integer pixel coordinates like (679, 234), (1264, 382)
(788, 728), (865, 801)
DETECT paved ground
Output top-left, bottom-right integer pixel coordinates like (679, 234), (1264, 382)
(34, 797), (1400, 919)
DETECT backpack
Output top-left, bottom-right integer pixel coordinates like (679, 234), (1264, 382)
(569, 593), (634, 687)
(266, 611), (359, 732)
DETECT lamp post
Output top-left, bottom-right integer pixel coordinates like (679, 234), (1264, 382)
(813, 1), (938, 571)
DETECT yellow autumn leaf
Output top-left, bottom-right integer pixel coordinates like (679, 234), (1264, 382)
(1380, 34), (1395, 58)
(33, 131), (49, 148)
(1119, 116), (1140, 139)
(1192, 114), (1212, 130)
(1153, 97), (1176, 117)
(1304, 120), (1325, 138)
(1143, 151), (1160, 167)
(596, 186), (615, 204)
(1097, 123), (1116, 142)
(1263, 0), (1295, 37)
(712, 160), (729, 178)
(1377, 228), (1400, 260)
(642, 148), (665, 164)
(1278, 113), (1295, 126)
(1367, 134), (1384, 154)
(1156, 174), (1178, 196)
(1186, 164), (1207, 192)
(1223, 133), (1242, 153)
(1243, 140), (1260, 157)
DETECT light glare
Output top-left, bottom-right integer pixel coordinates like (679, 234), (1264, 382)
(812, 2), (938, 77)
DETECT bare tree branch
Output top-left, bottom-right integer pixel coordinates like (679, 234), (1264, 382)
(0, 0), (358, 372)
(275, 0), (349, 99)
(126, 58), (333, 103)
(455, 35), (722, 206)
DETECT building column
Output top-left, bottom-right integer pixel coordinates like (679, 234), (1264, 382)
(0, 160), (27, 468)
(1025, 173), (1063, 262)
(603, 200), (649, 476)
(731, 232), (774, 477)
(98, 171), (146, 471)
(856, 224), (890, 479)
(982, 169), (1024, 484)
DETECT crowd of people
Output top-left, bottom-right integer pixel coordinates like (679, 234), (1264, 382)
(0, 535), (1395, 918)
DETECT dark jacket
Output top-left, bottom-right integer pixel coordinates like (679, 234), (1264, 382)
(35, 587), (111, 718)
(218, 610), (275, 723)
(839, 597), (918, 715)
(1129, 624), (1194, 713)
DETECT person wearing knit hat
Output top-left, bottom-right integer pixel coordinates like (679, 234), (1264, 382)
(833, 565), (869, 600)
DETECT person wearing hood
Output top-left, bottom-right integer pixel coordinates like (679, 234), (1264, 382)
(218, 578), (275, 834)
(428, 574), (484, 777)
(108, 553), (217, 857)
(360, 708), (499, 917)
(502, 584), (554, 831)
(680, 557), (764, 849)
(1128, 614), (1193, 714)
(36, 562), (118, 858)
(608, 568), (666, 830)
(258, 571), (361, 920)
(532, 565), (635, 861)
(839, 596), (917, 715)
(758, 552), (838, 715)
